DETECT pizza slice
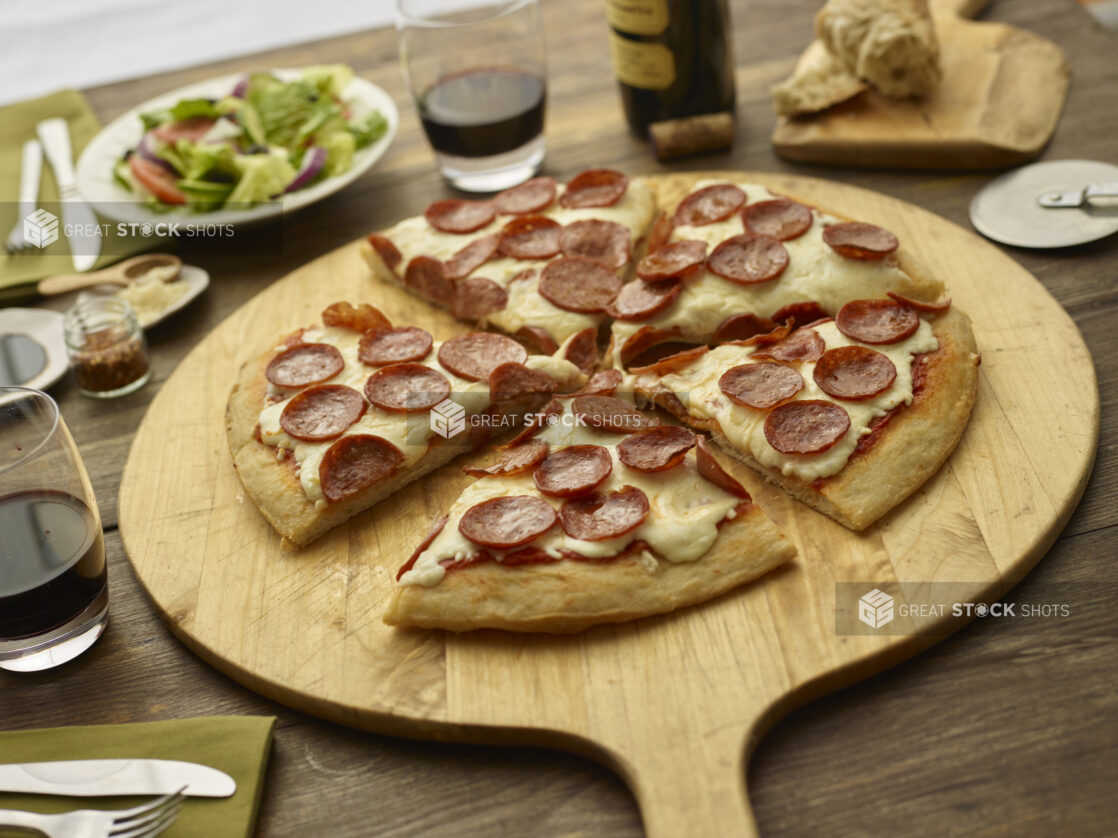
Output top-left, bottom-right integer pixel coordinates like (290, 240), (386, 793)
(360, 168), (655, 369)
(384, 384), (794, 633)
(629, 295), (979, 530)
(606, 176), (945, 368)
(226, 302), (584, 546)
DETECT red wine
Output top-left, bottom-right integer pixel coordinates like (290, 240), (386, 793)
(0, 490), (105, 640)
(419, 68), (546, 158)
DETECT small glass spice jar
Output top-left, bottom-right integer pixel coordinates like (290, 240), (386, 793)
(64, 297), (151, 398)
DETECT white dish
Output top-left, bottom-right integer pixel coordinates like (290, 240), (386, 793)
(75, 69), (398, 227)
(76, 263), (211, 329)
(0, 308), (68, 392)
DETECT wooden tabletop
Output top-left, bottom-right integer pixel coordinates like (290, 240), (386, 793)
(5, 1), (1117, 835)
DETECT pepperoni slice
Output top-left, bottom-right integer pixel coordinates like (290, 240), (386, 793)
(563, 326), (599, 374)
(463, 441), (549, 478)
(813, 346), (897, 401)
(771, 301), (829, 330)
(636, 240), (707, 282)
(887, 291), (952, 313)
(498, 215), (561, 260)
(499, 397), (562, 448)
(459, 495), (557, 549)
(494, 176), (557, 215)
(366, 233), (402, 272)
(628, 344), (708, 375)
(733, 319), (794, 348)
(618, 326), (681, 368)
(647, 211), (674, 254)
(266, 343), (344, 389)
(719, 363), (804, 410)
(836, 299), (920, 345)
(572, 394), (659, 434)
(752, 328), (825, 363)
(606, 278), (681, 321)
(559, 486), (649, 541)
(404, 256), (454, 305)
(319, 434), (404, 502)
(363, 363), (451, 413)
(488, 362), (557, 402)
(509, 268), (536, 284)
(617, 425), (695, 472)
(452, 276), (508, 322)
(694, 436), (750, 499)
(559, 168), (629, 209)
(742, 199), (813, 241)
(673, 184), (746, 227)
(280, 385), (366, 441)
(712, 313), (777, 344)
(438, 332), (528, 381)
(764, 400), (851, 455)
(538, 257), (622, 313)
(533, 444), (613, 497)
(708, 234), (789, 285)
(444, 234), (499, 280)
(573, 368), (623, 396)
(425, 198), (496, 234)
(822, 222), (899, 260)
(359, 326), (433, 366)
(560, 219), (631, 269)
(515, 325), (559, 355)
(321, 301), (391, 334)
(395, 515), (448, 580)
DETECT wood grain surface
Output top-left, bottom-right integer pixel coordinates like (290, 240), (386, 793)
(771, 0), (1071, 168)
(117, 170), (1095, 838)
(5, 1), (1117, 836)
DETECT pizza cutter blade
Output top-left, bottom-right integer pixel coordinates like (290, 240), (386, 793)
(969, 159), (1118, 248)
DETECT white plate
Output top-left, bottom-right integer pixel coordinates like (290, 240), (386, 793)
(76, 263), (211, 329)
(75, 69), (398, 227)
(0, 308), (68, 391)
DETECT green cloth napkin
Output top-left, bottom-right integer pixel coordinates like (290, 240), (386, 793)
(0, 716), (275, 838)
(0, 90), (151, 306)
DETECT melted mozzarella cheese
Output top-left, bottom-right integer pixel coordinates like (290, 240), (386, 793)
(257, 326), (581, 503)
(650, 319), (938, 482)
(398, 400), (742, 587)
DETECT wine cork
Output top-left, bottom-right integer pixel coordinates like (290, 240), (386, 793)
(649, 112), (735, 161)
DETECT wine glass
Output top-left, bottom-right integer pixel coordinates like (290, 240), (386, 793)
(0, 387), (107, 672)
(397, 0), (548, 192)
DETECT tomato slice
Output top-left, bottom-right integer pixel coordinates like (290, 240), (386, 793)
(128, 155), (186, 204)
(152, 116), (216, 143)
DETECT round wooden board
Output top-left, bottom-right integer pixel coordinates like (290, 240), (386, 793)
(119, 173), (1098, 837)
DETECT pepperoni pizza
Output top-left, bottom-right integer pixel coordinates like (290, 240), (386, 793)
(226, 302), (584, 546)
(384, 390), (794, 633)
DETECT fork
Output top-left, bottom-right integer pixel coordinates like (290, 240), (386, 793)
(0, 788), (184, 837)
(5, 139), (44, 253)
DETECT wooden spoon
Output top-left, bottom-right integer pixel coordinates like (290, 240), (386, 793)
(37, 254), (183, 296)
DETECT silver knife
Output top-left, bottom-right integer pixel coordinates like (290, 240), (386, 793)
(0, 759), (236, 798)
(36, 118), (101, 272)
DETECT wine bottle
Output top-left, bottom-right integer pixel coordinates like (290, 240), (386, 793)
(606, 0), (736, 137)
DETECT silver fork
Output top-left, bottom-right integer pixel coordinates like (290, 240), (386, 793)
(0, 788), (184, 837)
(6, 138), (44, 253)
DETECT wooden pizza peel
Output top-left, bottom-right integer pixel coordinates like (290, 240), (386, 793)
(118, 172), (1098, 837)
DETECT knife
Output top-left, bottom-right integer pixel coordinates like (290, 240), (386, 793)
(0, 759), (236, 798)
(36, 118), (101, 272)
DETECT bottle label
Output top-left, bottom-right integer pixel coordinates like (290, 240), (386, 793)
(605, 0), (669, 36)
(609, 32), (675, 90)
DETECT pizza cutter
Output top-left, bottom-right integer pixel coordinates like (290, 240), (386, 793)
(969, 159), (1118, 248)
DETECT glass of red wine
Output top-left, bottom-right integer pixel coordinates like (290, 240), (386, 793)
(397, 0), (547, 192)
(0, 387), (107, 672)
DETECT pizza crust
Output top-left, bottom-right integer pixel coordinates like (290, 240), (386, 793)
(634, 307), (979, 530)
(383, 503), (794, 633)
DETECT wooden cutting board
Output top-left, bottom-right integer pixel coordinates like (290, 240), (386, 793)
(118, 173), (1097, 837)
(771, 0), (1070, 169)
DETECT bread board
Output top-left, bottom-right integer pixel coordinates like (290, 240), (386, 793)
(118, 172), (1098, 836)
(771, 0), (1070, 169)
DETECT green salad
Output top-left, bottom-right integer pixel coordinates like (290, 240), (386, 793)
(114, 65), (388, 212)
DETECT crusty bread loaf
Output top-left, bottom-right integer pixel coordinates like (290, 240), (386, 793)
(771, 39), (868, 117)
